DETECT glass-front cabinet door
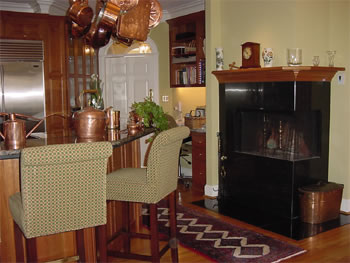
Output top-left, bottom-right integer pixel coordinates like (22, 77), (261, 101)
(67, 37), (98, 111)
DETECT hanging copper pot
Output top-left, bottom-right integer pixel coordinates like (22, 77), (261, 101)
(69, 21), (91, 38)
(0, 113), (44, 150)
(116, 0), (151, 42)
(99, 1), (121, 29)
(85, 1), (120, 49)
(110, 0), (139, 12)
(85, 22), (112, 49)
(68, 0), (93, 28)
(149, 0), (162, 29)
(112, 20), (134, 46)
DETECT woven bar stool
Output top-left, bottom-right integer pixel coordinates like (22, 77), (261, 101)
(8, 142), (113, 262)
(105, 126), (190, 262)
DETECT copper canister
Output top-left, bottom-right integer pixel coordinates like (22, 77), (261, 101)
(299, 182), (344, 224)
(2, 117), (26, 149)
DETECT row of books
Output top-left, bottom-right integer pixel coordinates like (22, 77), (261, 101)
(174, 60), (206, 85)
(198, 59), (206, 84)
(175, 66), (197, 85)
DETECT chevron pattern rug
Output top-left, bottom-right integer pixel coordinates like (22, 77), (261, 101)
(143, 204), (306, 263)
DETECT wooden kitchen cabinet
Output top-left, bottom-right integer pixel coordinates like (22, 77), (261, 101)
(0, 11), (70, 136)
(191, 131), (206, 194)
(167, 11), (205, 88)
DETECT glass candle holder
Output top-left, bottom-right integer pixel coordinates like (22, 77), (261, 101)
(287, 48), (302, 66)
(312, 56), (320, 66)
(326, 50), (336, 67)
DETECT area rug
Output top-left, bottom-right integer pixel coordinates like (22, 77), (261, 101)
(143, 204), (306, 263)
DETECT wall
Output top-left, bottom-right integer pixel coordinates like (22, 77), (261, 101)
(149, 22), (174, 115)
(206, 0), (350, 210)
(173, 88), (206, 117)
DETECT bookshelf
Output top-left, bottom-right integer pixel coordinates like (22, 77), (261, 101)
(167, 11), (205, 88)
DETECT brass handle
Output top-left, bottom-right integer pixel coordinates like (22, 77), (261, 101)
(220, 166), (226, 177)
(220, 155), (227, 161)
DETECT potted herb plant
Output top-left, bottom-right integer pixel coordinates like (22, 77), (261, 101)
(131, 97), (169, 139)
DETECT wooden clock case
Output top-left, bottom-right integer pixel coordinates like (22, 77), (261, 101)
(241, 42), (261, 69)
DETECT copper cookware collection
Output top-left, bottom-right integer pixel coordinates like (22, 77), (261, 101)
(67, 0), (162, 49)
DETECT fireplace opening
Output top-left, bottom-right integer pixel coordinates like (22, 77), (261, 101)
(238, 110), (321, 161)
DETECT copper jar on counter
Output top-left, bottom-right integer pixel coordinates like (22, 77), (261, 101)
(72, 106), (107, 139)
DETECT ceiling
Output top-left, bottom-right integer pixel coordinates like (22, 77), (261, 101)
(0, 0), (204, 20)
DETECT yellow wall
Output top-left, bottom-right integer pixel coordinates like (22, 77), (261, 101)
(206, 0), (350, 203)
(149, 22), (174, 114)
(173, 88), (206, 116)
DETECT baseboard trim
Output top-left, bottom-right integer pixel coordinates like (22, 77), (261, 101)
(341, 198), (350, 214)
(204, 184), (219, 197)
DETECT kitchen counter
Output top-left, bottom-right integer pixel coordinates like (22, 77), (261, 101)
(0, 128), (154, 160)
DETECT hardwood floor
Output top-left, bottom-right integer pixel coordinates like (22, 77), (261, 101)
(109, 183), (350, 263)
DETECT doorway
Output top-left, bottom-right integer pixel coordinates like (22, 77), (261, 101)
(99, 39), (159, 167)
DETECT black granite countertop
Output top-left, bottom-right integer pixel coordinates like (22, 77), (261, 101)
(0, 128), (154, 160)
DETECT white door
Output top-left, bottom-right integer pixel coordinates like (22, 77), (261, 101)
(104, 53), (158, 167)
(105, 54), (159, 125)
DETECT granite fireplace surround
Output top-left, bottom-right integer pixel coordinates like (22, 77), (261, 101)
(213, 67), (345, 222)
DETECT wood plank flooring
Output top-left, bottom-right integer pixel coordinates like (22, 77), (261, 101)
(109, 183), (350, 262)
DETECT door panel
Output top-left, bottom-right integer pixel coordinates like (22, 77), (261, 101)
(105, 54), (158, 167)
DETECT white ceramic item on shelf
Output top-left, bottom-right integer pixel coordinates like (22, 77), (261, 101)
(262, 48), (274, 67)
(215, 47), (224, 70)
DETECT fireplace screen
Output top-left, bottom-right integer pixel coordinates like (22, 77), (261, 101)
(238, 110), (321, 161)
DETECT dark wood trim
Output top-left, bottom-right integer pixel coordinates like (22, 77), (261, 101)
(212, 66), (345, 83)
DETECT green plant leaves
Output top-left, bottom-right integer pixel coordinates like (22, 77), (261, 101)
(131, 97), (169, 136)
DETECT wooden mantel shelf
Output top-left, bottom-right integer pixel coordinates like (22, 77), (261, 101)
(212, 66), (345, 83)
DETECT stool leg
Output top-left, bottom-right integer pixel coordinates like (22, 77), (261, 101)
(150, 204), (160, 263)
(76, 229), (86, 262)
(169, 191), (179, 263)
(13, 222), (25, 262)
(121, 202), (130, 253)
(96, 224), (107, 262)
(26, 238), (38, 263)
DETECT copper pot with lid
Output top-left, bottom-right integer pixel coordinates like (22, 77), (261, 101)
(72, 106), (107, 139)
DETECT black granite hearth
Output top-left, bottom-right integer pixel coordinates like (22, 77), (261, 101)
(192, 198), (350, 240)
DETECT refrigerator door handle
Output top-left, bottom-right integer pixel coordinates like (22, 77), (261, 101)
(0, 65), (4, 112)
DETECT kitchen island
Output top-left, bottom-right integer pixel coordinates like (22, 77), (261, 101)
(0, 128), (153, 262)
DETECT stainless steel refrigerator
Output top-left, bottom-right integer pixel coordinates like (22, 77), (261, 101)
(0, 39), (46, 134)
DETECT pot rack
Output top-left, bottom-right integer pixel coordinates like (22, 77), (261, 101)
(67, 0), (162, 49)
